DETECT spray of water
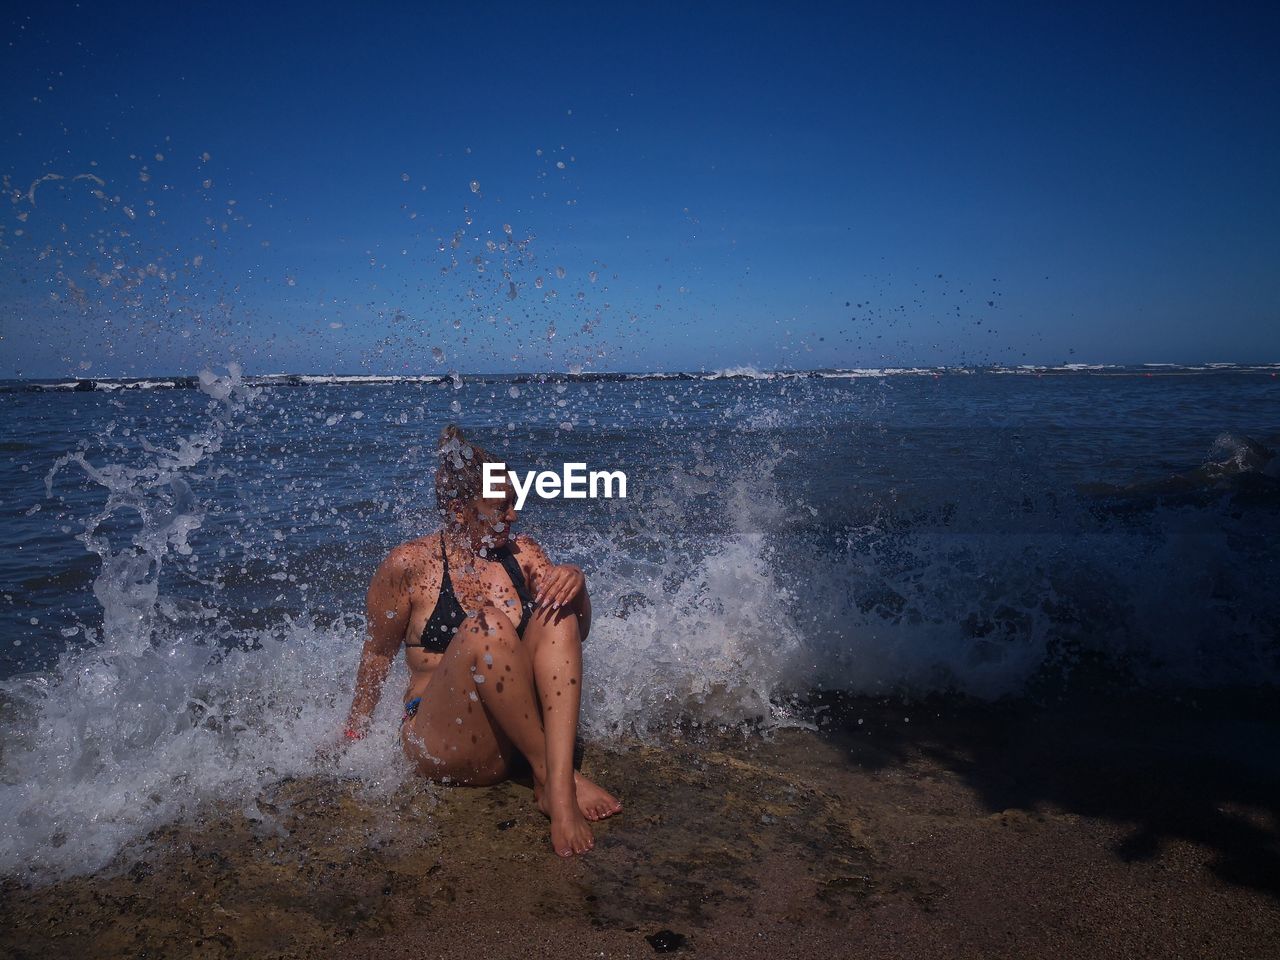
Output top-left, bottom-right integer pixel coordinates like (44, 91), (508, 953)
(1, 367), (414, 882)
(573, 451), (805, 739)
(4, 371), (1277, 884)
(0, 372), (816, 884)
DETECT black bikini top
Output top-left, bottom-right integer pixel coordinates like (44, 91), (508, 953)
(405, 533), (536, 652)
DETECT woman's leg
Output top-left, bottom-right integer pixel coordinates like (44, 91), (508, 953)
(522, 605), (623, 823)
(404, 606), (540, 783)
(402, 605), (596, 855)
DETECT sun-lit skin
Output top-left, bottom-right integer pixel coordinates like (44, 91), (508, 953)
(342, 474), (621, 858)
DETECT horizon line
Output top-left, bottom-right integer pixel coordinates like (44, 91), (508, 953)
(4, 359), (1280, 386)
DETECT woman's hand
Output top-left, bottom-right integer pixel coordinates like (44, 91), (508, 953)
(315, 720), (370, 765)
(536, 563), (586, 610)
(314, 731), (349, 765)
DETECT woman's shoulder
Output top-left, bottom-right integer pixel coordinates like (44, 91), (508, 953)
(380, 532), (442, 573)
(404, 528), (443, 550)
(510, 533), (547, 556)
(510, 534), (553, 574)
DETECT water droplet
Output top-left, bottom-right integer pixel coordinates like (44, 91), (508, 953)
(469, 180), (480, 193)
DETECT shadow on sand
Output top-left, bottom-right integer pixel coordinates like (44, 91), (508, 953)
(808, 681), (1280, 899)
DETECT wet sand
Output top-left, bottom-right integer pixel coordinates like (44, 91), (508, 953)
(4, 691), (1279, 959)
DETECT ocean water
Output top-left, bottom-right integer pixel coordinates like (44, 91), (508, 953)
(1, 362), (1278, 881)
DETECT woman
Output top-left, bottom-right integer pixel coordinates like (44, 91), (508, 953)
(341, 425), (622, 858)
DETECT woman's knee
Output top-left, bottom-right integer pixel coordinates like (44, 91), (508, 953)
(457, 605), (522, 656)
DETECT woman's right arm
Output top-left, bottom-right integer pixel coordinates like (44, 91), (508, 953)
(343, 547), (414, 738)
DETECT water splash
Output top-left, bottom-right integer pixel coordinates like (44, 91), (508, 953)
(562, 450), (806, 738)
(4, 374), (1277, 884)
(1, 366), (411, 883)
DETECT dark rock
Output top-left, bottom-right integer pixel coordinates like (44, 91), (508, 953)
(645, 929), (687, 952)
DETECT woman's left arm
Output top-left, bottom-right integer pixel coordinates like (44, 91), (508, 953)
(516, 535), (591, 640)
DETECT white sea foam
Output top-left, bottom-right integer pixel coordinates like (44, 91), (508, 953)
(819, 367), (941, 378)
(703, 365), (773, 380)
(283, 374), (444, 385)
(573, 455), (805, 740)
(1, 366), (412, 882)
(9, 362), (1278, 394)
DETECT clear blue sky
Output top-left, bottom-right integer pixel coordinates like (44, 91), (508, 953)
(2, 0), (1277, 377)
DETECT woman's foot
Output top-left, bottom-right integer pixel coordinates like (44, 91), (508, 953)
(573, 772), (623, 821)
(535, 772), (623, 822)
(537, 781), (595, 857)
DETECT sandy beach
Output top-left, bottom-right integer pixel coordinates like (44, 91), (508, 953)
(4, 689), (1278, 959)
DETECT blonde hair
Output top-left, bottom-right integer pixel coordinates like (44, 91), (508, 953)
(435, 424), (499, 511)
